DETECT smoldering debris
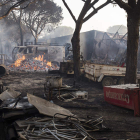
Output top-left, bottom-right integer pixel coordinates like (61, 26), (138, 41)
(7, 57), (59, 72)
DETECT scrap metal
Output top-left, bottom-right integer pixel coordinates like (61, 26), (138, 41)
(15, 113), (107, 140)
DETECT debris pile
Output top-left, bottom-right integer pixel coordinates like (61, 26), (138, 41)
(17, 114), (104, 140)
(7, 55), (59, 72)
(7, 59), (59, 72)
(0, 90), (109, 139)
(0, 75), (110, 139)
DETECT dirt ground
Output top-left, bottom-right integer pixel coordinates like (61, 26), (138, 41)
(1, 72), (140, 139)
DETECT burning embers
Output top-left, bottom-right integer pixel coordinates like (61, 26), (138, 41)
(34, 55), (44, 62)
(14, 55), (25, 67)
(8, 55), (58, 72)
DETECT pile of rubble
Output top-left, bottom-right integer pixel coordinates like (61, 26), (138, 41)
(0, 76), (109, 140)
(0, 75), (110, 139)
(7, 57), (59, 72)
(17, 113), (104, 140)
(0, 89), (108, 140)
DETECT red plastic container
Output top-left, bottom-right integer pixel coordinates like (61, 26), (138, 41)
(104, 84), (140, 116)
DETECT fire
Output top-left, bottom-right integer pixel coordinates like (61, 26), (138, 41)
(9, 54), (59, 72)
(34, 55), (51, 67)
(34, 66), (37, 70)
(14, 55), (25, 67)
(34, 55), (44, 61)
(47, 61), (52, 67)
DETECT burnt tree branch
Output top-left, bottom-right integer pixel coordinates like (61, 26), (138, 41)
(20, 0), (37, 9)
(0, 0), (12, 6)
(83, 0), (111, 23)
(0, 0), (31, 20)
(87, 0), (99, 11)
(62, 0), (77, 23)
(113, 0), (133, 13)
(78, 0), (91, 22)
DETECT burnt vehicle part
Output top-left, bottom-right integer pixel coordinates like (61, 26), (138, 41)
(12, 43), (69, 63)
(12, 46), (26, 61)
(60, 61), (85, 75)
(12, 46), (36, 61)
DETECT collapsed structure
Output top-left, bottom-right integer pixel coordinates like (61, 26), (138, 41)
(46, 29), (127, 65)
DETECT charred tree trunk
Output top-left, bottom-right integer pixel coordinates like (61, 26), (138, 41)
(71, 22), (82, 80)
(12, 10), (24, 46)
(19, 9), (23, 46)
(19, 24), (23, 46)
(125, 14), (139, 84)
(61, 0), (111, 80)
(35, 37), (38, 45)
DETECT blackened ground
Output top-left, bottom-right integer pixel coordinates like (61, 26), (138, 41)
(1, 72), (140, 139)
(0, 117), (6, 140)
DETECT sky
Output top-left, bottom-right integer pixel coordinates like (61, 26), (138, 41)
(53, 0), (127, 32)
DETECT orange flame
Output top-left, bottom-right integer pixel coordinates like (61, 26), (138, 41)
(34, 66), (37, 70)
(14, 55), (25, 67)
(47, 61), (52, 67)
(34, 55), (44, 61)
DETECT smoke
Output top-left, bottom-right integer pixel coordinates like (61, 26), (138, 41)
(39, 26), (74, 41)
(0, 19), (34, 60)
(0, 20), (17, 60)
(44, 29), (128, 62)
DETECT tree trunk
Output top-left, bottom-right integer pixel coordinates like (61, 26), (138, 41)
(19, 24), (23, 46)
(71, 22), (82, 80)
(19, 9), (23, 46)
(35, 37), (38, 45)
(125, 14), (139, 84)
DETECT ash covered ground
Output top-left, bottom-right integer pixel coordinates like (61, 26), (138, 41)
(1, 72), (140, 139)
